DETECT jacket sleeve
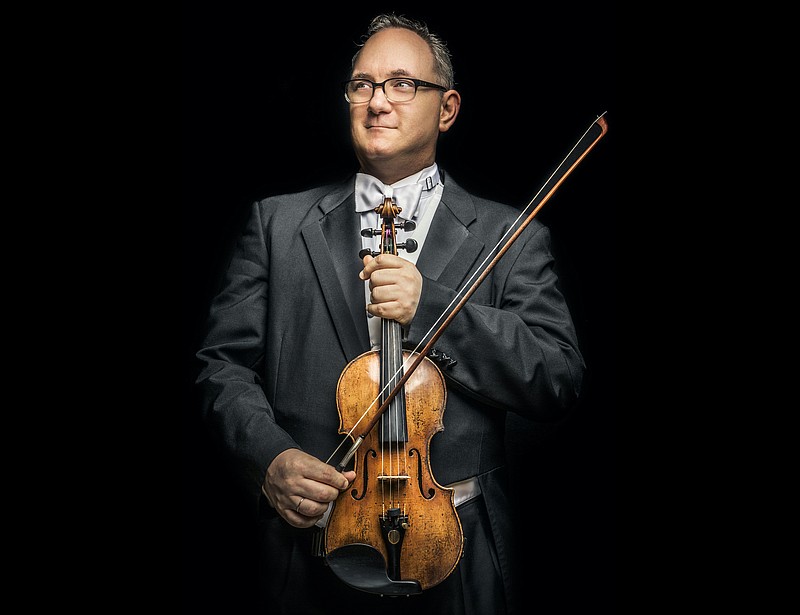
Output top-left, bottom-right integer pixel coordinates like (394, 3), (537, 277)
(194, 202), (298, 497)
(408, 221), (585, 422)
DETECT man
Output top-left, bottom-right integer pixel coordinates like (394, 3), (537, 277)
(196, 13), (585, 615)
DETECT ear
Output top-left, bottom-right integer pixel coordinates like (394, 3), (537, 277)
(438, 90), (461, 133)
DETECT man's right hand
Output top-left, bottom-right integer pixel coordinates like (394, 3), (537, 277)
(262, 449), (356, 528)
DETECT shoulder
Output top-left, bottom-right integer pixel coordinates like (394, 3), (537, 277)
(255, 178), (352, 215)
(241, 177), (354, 230)
(440, 170), (546, 235)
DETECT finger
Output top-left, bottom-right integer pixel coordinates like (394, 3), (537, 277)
(367, 300), (402, 321)
(360, 253), (387, 279)
(313, 463), (355, 491)
(296, 466), (353, 500)
(286, 502), (325, 528)
(360, 253), (403, 279)
(289, 496), (332, 528)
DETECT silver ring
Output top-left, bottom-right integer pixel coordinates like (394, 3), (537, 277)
(295, 497), (306, 513)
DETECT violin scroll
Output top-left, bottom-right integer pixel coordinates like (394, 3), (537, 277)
(359, 197), (418, 258)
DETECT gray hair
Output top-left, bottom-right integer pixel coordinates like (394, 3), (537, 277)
(350, 13), (455, 90)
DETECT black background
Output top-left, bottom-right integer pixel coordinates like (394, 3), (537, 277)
(184, 3), (615, 613)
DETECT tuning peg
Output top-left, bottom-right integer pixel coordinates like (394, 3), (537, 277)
(359, 248), (379, 258)
(399, 239), (418, 253)
(361, 228), (379, 238)
(399, 220), (416, 232)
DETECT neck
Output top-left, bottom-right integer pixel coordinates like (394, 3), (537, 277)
(358, 163), (433, 186)
(358, 156), (436, 186)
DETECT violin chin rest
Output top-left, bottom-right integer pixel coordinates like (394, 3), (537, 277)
(326, 543), (422, 596)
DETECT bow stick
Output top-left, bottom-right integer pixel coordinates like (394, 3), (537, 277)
(332, 112), (609, 471)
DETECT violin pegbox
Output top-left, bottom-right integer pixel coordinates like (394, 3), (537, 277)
(359, 197), (418, 258)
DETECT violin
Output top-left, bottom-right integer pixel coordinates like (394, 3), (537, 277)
(323, 197), (463, 595)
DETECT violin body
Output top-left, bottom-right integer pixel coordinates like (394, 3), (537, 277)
(325, 347), (463, 593)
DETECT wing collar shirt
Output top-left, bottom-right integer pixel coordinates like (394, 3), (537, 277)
(355, 163), (443, 349)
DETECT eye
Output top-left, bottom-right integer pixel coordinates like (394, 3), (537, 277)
(351, 80), (372, 91)
(391, 79), (415, 90)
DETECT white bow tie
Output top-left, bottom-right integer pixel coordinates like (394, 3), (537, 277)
(355, 173), (426, 220)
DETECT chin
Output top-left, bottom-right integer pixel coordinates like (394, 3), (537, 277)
(360, 146), (395, 162)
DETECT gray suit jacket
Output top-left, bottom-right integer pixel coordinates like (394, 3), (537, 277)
(195, 167), (584, 514)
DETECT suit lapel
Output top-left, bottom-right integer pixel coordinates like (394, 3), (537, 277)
(417, 176), (485, 290)
(302, 186), (370, 361)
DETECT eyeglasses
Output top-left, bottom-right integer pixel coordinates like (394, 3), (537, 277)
(342, 77), (447, 103)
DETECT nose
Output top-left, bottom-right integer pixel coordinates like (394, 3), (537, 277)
(368, 85), (392, 112)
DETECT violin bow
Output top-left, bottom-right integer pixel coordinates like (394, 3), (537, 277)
(332, 112), (609, 471)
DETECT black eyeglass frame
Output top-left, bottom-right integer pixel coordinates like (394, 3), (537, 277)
(341, 77), (448, 103)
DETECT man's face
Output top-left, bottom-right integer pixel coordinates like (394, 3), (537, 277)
(348, 27), (447, 181)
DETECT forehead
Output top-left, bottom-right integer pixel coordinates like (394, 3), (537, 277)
(353, 28), (434, 78)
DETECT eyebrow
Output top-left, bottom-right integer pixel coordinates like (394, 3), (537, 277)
(351, 69), (414, 80)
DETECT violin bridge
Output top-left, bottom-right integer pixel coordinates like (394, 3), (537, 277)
(377, 474), (410, 481)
